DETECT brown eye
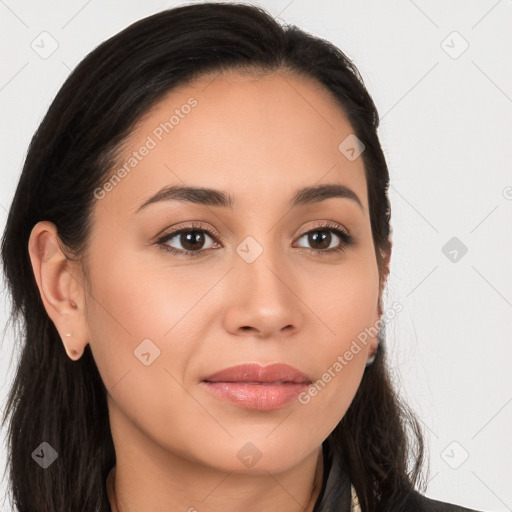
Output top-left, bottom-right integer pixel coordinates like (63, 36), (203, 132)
(293, 224), (354, 255)
(300, 230), (335, 250)
(176, 230), (208, 251)
(156, 221), (354, 258)
(159, 228), (217, 255)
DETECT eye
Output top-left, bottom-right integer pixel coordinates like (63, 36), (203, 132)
(293, 221), (354, 255)
(156, 220), (354, 257)
(156, 222), (220, 258)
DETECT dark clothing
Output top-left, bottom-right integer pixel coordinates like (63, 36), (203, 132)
(313, 439), (482, 512)
(401, 491), (482, 511)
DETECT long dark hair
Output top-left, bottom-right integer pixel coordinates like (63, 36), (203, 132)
(1, 3), (426, 511)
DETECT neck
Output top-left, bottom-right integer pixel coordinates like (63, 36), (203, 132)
(107, 450), (324, 512)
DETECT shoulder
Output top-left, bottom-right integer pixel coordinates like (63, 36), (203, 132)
(403, 489), (484, 512)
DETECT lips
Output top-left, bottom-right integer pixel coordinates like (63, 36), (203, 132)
(202, 363), (312, 384)
(201, 363), (312, 411)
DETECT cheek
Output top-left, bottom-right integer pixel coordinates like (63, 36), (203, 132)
(84, 248), (219, 452)
(83, 242), (210, 391)
(307, 248), (380, 349)
(83, 238), (236, 407)
(294, 255), (379, 431)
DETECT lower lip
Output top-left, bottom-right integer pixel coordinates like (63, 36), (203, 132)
(202, 381), (309, 410)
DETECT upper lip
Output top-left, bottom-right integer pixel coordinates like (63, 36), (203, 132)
(203, 363), (312, 384)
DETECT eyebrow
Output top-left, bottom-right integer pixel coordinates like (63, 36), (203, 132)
(135, 183), (364, 213)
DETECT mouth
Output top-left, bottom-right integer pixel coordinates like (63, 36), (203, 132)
(201, 363), (312, 411)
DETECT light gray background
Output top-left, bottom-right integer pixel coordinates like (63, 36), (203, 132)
(1, 1), (511, 511)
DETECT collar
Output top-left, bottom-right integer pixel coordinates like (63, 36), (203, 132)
(351, 485), (361, 512)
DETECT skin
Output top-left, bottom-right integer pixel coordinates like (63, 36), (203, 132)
(28, 69), (390, 512)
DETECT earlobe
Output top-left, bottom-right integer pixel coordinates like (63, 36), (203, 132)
(63, 331), (86, 361)
(366, 322), (383, 367)
(28, 221), (89, 360)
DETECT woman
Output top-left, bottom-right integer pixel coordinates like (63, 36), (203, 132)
(0, 3), (483, 511)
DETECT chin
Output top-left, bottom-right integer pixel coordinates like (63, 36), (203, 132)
(192, 437), (316, 475)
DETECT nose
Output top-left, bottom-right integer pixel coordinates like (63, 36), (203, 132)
(222, 245), (305, 340)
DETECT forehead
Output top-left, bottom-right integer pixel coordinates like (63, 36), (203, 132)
(96, 69), (368, 216)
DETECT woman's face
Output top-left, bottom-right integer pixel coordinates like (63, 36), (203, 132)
(77, 70), (384, 473)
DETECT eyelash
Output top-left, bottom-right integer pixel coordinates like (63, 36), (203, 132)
(156, 221), (354, 258)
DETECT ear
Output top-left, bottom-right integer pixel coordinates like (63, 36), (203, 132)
(368, 240), (392, 361)
(377, 240), (392, 318)
(28, 221), (89, 360)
